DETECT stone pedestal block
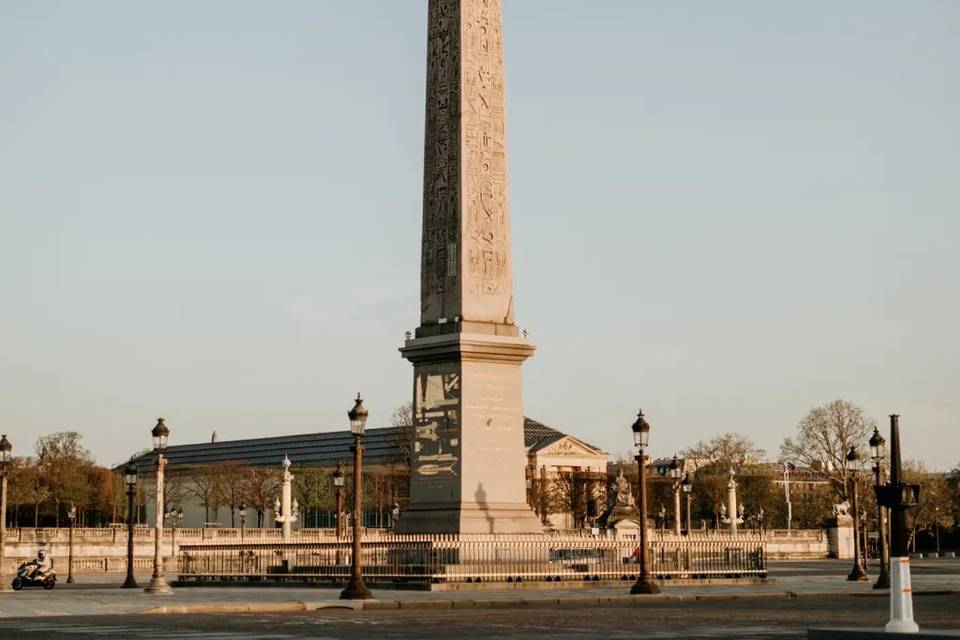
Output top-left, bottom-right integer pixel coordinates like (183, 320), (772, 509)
(827, 516), (854, 559)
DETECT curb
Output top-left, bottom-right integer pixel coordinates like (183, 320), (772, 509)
(140, 601), (362, 615)
(124, 588), (960, 616)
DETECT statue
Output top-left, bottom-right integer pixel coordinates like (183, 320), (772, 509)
(614, 469), (636, 508)
(833, 501), (851, 518)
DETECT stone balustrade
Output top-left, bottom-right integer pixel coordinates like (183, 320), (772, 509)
(0, 526), (832, 576)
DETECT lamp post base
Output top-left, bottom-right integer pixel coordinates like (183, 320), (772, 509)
(630, 577), (661, 595)
(847, 564), (868, 582)
(144, 576), (173, 594)
(873, 571), (890, 589)
(339, 576), (373, 600)
(122, 575), (139, 589)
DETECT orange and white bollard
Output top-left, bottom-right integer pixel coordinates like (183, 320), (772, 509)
(886, 556), (919, 633)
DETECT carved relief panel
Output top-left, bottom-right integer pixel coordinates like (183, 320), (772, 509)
(420, 0), (513, 326)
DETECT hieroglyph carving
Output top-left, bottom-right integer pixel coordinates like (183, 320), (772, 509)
(421, 0), (511, 323)
(422, 0), (461, 310)
(461, 0), (510, 298)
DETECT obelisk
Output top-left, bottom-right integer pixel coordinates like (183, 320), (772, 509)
(397, 0), (541, 534)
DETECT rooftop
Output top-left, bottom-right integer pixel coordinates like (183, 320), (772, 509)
(127, 417), (595, 471)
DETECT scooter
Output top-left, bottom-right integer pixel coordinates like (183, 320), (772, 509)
(11, 562), (57, 590)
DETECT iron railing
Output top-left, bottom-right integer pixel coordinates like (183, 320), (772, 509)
(178, 534), (765, 584)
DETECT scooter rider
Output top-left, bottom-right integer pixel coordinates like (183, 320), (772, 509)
(27, 549), (53, 580)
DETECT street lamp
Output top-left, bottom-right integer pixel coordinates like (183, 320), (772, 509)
(630, 410), (660, 595)
(876, 414), (921, 632)
(240, 503), (247, 542)
(145, 418), (172, 594)
(846, 445), (868, 582)
(869, 426), (890, 589)
(681, 474), (693, 536)
(67, 504), (77, 584)
(123, 459), (139, 588)
(935, 507), (941, 556)
(0, 434), (13, 593)
(340, 394), (373, 600)
(332, 463), (345, 539)
(669, 455), (682, 536)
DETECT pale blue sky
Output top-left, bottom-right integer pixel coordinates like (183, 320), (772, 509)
(1, 1), (957, 469)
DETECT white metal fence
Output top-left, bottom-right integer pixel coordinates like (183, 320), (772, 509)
(178, 534), (766, 585)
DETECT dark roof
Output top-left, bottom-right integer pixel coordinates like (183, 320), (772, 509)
(127, 417), (592, 472)
(522, 417), (564, 448)
(127, 427), (404, 472)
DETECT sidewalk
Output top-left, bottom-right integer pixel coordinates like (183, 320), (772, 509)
(2, 563), (958, 619)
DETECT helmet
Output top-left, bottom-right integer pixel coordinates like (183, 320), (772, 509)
(37, 550), (46, 560)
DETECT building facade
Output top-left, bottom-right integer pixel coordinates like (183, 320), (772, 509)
(128, 418), (608, 530)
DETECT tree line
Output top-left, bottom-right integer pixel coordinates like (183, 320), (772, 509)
(518, 399), (958, 549)
(3, 432), (124, 527)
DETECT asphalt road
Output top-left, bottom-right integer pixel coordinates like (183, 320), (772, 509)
(1, 595), (959, 640)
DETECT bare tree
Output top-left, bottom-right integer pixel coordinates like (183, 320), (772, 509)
(187, 465), (223, 523)
(241, 467), (281, 528)
(390, 403), (414, 470)
(683, 433), (765, 474)
(526, 467), (552, 526)
(902, 460), (953, 551)
(213, 461), (251, 527)
(551, 470), (606, 530)
(681, 433), (767, 529)
(780, 399), (875, 501)
(293, 467), (333, 527)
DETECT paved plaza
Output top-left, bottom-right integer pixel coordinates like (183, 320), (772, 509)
(1, 594), (959, 639)
(0, 560), (958, 638)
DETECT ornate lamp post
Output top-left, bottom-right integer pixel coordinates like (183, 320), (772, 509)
(122, 459), (139, 588)
(681, 474), (693, 535)
(630, 410), (660, 595)
(0, 434), (13, 593)
(869, 427), (890, 589)
(876, 414), (921, 632)
(275, 456), (297, 542)
(166, 507), (183, 559)
(66, 503), (77, 584)
(240, 503), (247, 542)
(782, 461), (794, 530)
(669, 455), (682, 535)
(340, 394), (373, 600)
(332, 463), (345, 539)
(846, 445), (868, 582)
(145, 418), (172, 594)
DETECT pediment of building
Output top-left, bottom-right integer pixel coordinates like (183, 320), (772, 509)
(536, 435), (603, 458)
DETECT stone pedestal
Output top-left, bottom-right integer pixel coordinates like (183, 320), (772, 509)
(827, 516), (855, 559)
(398, 334), (540, 534)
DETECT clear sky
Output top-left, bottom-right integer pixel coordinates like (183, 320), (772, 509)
(1, 1), (957, 470)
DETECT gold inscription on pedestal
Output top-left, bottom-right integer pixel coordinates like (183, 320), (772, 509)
(414, 370), (461, 479)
